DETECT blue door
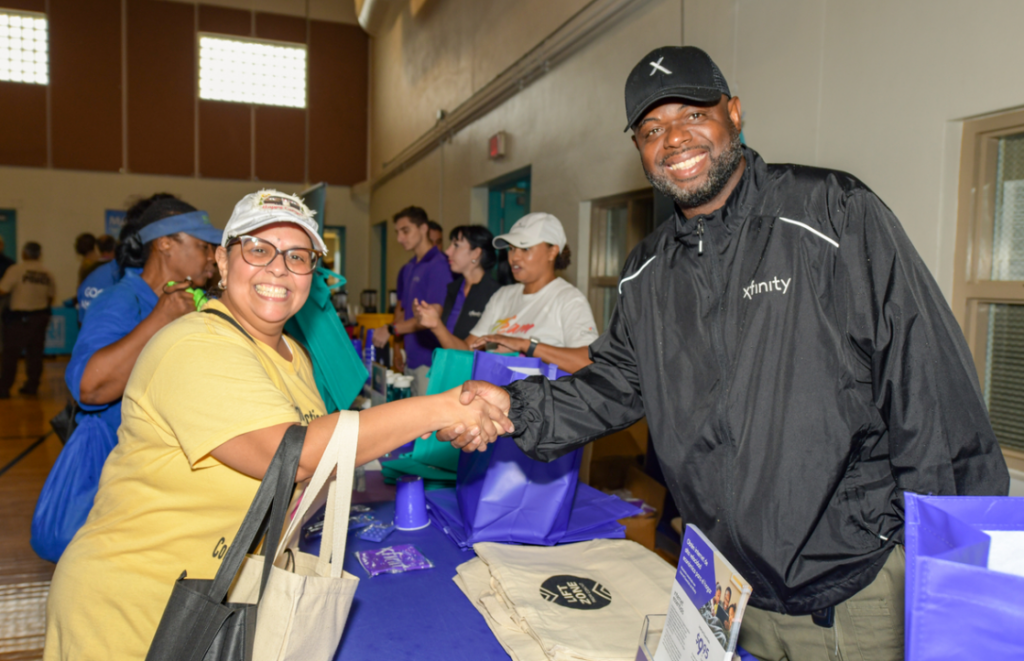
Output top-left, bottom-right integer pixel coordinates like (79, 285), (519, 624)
(0, 209), (16, 260)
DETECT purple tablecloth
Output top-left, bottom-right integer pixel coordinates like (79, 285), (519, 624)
(302, 499), (757, 661)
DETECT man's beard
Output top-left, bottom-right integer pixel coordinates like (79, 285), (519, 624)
(645, 129), (744, 210)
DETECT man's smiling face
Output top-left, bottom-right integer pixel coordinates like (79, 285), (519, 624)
(632, 95), (744, 213)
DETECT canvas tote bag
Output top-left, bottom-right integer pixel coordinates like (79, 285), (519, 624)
(228, 410), (361, 661)
(146, 425), (305, 661)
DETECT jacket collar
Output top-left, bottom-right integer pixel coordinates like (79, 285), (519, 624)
(672, 145), (767, 242)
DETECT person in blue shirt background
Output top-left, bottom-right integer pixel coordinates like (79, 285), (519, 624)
(76, 193), (178, 325)
(68, 197), (221, 433)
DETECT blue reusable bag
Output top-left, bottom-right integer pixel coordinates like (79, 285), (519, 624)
(904, 493), (1024, 660)
(31, 414), (118, 562)
(456, 352), (579, 546)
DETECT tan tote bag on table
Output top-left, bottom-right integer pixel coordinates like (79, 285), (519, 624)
(229, 410), (361, 661)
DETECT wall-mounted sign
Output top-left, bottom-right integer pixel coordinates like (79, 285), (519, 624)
(105, 209), (127, 237)
(488, 132), (507, 160)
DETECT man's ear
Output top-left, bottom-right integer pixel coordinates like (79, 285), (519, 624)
(727, 96), (743, 132)
(631, 133), (639, 151)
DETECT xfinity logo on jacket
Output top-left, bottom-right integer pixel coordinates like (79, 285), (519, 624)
(743, 276), (791, 300)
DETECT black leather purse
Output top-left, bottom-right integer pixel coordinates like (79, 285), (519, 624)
(145, 425), (305, 661)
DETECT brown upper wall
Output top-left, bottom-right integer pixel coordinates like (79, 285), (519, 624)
(0, 0), (368, 186)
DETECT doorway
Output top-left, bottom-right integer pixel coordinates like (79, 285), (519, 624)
(487, 167), (531, 237)
(0, 209), (16, 260)
(371, 221), (387, 313)
(322, 226), (346, 279)
(486, 168), (531, 284)
(588, 189), (655, 332)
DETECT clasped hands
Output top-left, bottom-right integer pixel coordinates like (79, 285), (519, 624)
(437, 381), (514, 453)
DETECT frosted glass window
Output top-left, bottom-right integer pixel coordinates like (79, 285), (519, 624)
(991, 133), (1024, 281)
(198, 34), (306, 109)
(0, 10), (48, 85)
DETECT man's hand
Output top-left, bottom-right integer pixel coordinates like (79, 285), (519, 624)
(371, 325), (390, 348)
(437, 380), (513, 452)
(470, 334), (530, 354)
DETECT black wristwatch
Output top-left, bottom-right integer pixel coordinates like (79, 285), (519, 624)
(387, 324), (396, 336)
(525, 337), (540, 357)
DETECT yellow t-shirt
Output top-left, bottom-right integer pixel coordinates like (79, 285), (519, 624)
(45, 301), (325, 661)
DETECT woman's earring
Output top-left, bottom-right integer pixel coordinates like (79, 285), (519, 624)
(218, 279), (226, 289)
(471, 259), (477, 264)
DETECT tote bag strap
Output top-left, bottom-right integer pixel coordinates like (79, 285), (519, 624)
(279, 411), (359, 579)
(208, 425), (305, 603)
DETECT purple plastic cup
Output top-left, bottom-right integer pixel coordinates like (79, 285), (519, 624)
(395, 475), (430, 531)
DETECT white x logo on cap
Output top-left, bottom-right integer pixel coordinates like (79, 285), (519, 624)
(649, 56), (672, 76)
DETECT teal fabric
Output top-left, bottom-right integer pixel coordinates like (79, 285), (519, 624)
(410, 349), (477, 472)
(284, 267), (367, 413)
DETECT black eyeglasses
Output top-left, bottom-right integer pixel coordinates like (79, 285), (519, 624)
(227, 235), (319, 275)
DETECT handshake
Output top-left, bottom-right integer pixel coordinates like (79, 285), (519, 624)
(434, 381), (516, 453)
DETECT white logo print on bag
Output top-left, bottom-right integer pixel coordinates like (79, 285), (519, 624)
(743, 276), (791, 300)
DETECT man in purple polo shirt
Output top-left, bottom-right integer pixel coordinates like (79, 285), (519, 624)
(372, 206), (452, 395)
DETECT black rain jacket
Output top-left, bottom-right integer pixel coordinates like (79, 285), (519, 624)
(506, 147), (1009, 614)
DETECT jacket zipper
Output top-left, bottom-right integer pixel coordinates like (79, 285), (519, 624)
(701, 216), (785, 612)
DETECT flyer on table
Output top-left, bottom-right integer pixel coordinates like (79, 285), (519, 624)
(654, 525), (752, 661)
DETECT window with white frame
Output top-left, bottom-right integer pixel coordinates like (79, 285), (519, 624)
(0, 9), (48, 85)
(198, 34), (306, 109)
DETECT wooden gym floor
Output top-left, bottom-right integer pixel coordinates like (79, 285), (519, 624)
(0, 357), (68, 660)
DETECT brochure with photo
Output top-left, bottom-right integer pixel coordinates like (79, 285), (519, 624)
(653, 525), (752, 661)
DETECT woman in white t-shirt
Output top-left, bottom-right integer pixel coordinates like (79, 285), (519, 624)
(463, 212), (599, 373)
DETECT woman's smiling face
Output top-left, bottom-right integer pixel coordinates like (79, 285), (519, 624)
(216, 223), (314, 335)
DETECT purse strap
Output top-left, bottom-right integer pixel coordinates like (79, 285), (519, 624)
(278, 411), (359, 579)
(202, 308), (255, 344)
(208, 425), (306, 604)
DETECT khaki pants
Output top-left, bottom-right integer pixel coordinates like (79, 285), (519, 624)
(738, 546), (905, 661)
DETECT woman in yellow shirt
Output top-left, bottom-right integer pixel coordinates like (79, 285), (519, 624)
(44, 190), (511, 661)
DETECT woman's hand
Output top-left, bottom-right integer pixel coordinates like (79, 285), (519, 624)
(153, 281), (198, 325)
(438, 384), (513, 452)
(437, 381), (514, 452)
(413, 298), (443, 330)
(470, 334), (530, 354)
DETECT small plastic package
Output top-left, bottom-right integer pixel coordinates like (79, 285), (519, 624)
(359, 521), (396, 543)
(355, 544), (434, 577)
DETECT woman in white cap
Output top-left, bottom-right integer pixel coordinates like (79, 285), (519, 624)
(44, 190), (512, 661)
(416, 212), (598, 374)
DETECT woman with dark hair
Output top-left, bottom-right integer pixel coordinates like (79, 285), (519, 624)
(413, 224), (501, 348)
(41, 198), (221, 560)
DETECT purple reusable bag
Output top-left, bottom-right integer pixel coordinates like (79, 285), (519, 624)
(904, 493), (1024, 660)
(456, 352), (580, 546)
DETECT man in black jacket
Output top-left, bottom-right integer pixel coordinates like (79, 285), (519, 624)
(441, 47), (1009, 660)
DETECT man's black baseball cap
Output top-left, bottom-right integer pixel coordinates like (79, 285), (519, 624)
(624, 46), (731, 131)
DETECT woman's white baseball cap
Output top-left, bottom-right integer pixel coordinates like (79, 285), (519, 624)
(493, 212), (567, 251)
(222, 189), (327, 253)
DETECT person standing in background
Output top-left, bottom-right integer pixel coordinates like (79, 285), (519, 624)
(0, 242), (55, 398)
(0, 237), (13, 281)
(428, 220), (444, 249)
(0, 237), (13, 354)
(74, 233), (98, 286)
(372, 206), (452, 395)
